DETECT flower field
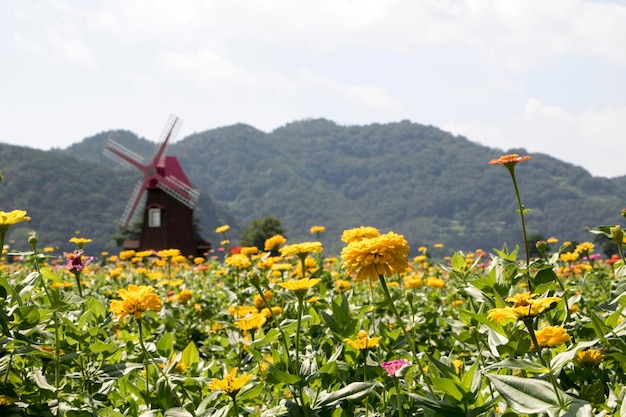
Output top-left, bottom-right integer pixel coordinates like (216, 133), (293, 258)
(1, 157), (626, 417)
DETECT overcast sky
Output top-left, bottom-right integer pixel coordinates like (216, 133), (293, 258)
(2, 0), (625, 177)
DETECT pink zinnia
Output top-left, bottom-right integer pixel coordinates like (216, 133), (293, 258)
(381, 359), (410, 377)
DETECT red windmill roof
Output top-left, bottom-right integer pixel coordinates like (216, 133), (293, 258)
(158, 156), (193, 187)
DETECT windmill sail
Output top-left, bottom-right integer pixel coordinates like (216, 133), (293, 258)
(120, 180), (147, 227)
(103, 140), (145, 169)
(157, 175), (200, 209)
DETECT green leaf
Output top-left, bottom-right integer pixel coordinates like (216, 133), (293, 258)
(32, 370), (57, 392)
(550, 339), (599, 373)
(266, 365), (301, 386)
(406, 393), (466, 417)
(87, 341), (119, 354)
(163, 408), (193, 417)
(314, 381), (376, 408)
(157, 333), (175, 358)
(430, 377), (464, 401)
(17, 271), (41, 298)
(181, 341), (200, 367)
(249, 327), (281, 350)
(12, 305), (40, 329)
(451, 252), (467, 272)
(484, 358), (546, 373)
(99, 363), (144, 378)
(532, 268), (558, 294)
(486, 373), (591, 416)
(237, 382), (265, 402)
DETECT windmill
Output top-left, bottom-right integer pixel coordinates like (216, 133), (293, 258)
(104, 115), (210, 256)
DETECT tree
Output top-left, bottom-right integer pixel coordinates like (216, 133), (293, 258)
(240, 215), (287, 251)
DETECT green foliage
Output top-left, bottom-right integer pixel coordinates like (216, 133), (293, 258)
(239, 215), (286, 250)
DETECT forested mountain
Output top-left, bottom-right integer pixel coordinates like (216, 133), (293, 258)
(2, 119), (624, 256)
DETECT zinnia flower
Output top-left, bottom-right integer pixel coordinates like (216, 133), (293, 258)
(560, 251), (579, 263)
(344, 330), (382, 350)
(426, 277), (445, 289)
(381, 359), (410, 377)
(235, 313), (266, 332)
(157, 249), (181, 259)
(574, 242), (595, 257)
(341, 231), (410, 282)
(280, 242), (323, 258)
(334, 279), (351, 293)
(228, 305), (258, 317)
(0, 394), (17, 406)
(69, 237), (92, 249)
(0, 210), (30, 234)
(264, 234), (286, 251)
(488, 154), (531, 166)
(215, 225), (230, 234)
(240, 246), (259, 256)
(341, 226), (380, 243)
(208, 368), (252, 397)
(487, 293), (560, 323)
(574, 349), (606, 367)
(225, 253), (251, 269)
(531, 325), (571, 350)
(278, 277), (321, 298)
(58, 249), (94, 273)
(110, 284), (162, 321)
(310, 225), (326, 234)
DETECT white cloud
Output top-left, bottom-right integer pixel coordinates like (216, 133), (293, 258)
(156, 48), (259, 88)
(443, 99), (626, 177)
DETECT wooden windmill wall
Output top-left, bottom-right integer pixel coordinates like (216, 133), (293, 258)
(104, 115), (210, 256)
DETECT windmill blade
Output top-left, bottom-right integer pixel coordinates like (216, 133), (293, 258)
(104, 140), (145, 171)
(157, 175), (199, 209)
(120, 180), (147, 227)
(152, 115), (183, 166)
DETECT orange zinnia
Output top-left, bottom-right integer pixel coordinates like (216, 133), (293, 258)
(488, 153), (531, 166)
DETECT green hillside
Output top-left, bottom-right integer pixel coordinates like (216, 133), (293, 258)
(2, 119), (625, 256)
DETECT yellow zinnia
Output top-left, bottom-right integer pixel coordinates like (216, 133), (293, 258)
(341, 231), (410, 282)
(560, 252), (579, 263)
(0, 210), (30, 234)
(344, 330), (382, 350)
(264, 234), (286, 251)
(574, 242), (594, 255)
(240, 246), (259, 256)
(110, 285), (162, 321)
(487, 293), (560, 323)
(215, 225), (230, 234)
(310, 225), (326, 234)
(225, 253), (251, 269)
(334, 279), (351, 293)
(69, 237), (92, 248)
(426, 277), (445, 289)
(208, 368), (252, 397)
(235, 313), (267, 332)
(341, 226), (380, 243)
(280, 242), (323, 258)
(574, 349), (606, 367)
(278, 277), (321, 298)
(531, 325), (571, 350)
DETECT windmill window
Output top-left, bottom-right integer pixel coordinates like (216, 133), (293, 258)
(148, 208), (161, 228)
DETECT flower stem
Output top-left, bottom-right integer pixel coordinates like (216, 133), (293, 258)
(136, 318), (178, 407)
(296, 296), (311, 417)
(525, 320), (564, 409)
(507, 168), (529, 264)
(231, 394), (240, 417)
(377, 273), (434, 396)
(72, 271), (84, 298)
(393, 378), (404, 417)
